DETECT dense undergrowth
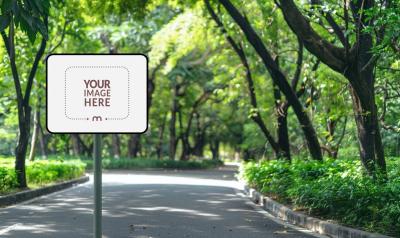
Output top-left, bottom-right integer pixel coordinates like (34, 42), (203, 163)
(241, 157), (400, 237)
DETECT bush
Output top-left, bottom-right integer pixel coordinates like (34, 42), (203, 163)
(241, 158), (400, 237)
(0, 167), (18, 194)
(26, 160), (86, 185)
(0, 158), (86, 194)
(84, 158), (223, 170)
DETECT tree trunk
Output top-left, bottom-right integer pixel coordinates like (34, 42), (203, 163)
(111, 134), (121, 159)
(277, 110), (291, 160)
(128, 134), (141, 158)
(15, 105), (31, 188)
(180, 137), (191, 161)
(344, 25), (386, 176)
(169, 86), (179, 160)
(38, 123), (48, 158)
(210, 139), (220, 160)
(348, 83), (386, 176)
(70, 134), (82, 156)
(156, 113), (167, 159)
(193, 126), (206, 157)
(28, 107), (40, 161)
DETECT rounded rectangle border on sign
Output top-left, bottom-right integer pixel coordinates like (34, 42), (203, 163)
(46, 53), (149, 134)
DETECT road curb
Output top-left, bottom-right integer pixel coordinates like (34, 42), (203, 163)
(0, 176), (89, 207)
(244, 185), (392, 238)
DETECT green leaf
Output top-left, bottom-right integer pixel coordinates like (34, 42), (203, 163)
(33, 17), (47, 40)
(0, 14), (10, 32)
(1, 0), (13, 13)
(26, 27), (37, 43)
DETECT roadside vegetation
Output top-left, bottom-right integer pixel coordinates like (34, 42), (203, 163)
(241, 158), (400, 237)
(0, 157), (85, 195)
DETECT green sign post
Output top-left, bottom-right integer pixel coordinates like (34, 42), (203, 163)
(93, 134), (102, 238)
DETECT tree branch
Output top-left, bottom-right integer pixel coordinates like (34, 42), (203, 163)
(277, 0), (346, 73)
(24, 22), (48, 106)
(1, 21), (24, 109)
(291, 37), (303, 89)
(205, 0), (280, 153)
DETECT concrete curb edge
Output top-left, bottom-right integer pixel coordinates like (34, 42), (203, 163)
(244, 185), (392, 238)
(0, 176), (89, 207)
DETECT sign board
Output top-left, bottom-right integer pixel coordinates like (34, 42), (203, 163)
(46, 54), (148, 133)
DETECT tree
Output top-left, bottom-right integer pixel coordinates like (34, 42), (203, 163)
(276, 0), (390, 176)
(1, 0), (49, 188)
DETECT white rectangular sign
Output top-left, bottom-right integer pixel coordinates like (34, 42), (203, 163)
(47, 54), (148, 133)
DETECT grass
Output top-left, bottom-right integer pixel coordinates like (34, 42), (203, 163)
(240, 157), (400, 237)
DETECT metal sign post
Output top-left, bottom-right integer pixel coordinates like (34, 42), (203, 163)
(46, 54), (148, 238)
(93, 134), (102, 238)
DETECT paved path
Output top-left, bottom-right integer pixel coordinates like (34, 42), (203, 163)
(0, 166), (323, 238)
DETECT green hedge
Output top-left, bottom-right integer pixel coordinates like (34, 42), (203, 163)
(84, 158), (223, 170)
(0, 167), (18, 193)
(241, 158), (400, 237)
(26, 160), (86, 185)
(0, 159), (86, 194)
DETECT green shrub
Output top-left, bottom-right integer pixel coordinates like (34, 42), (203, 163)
(0, 157), (86, 194)
(0, 167), (18, 193)
(241, 157), (400, 236)
(26, 160), (86, 185)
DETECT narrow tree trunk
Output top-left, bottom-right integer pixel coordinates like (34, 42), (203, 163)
(156, 113), (167, 159)
(71, 134), (82, 156)
(277, 110), (291, 160)
(180, 137), (190, 161)
(210, 139), (220, 160)
(38, 123), (47, 158)
(169, 86), (179, 160)
(28, 107), (40, 161)
(111, 134), (121, 159)
(128, 134), (141, 158)
(193, 127), (206, 157)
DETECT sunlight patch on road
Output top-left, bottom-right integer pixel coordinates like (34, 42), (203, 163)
(130, 206), (220, 218)
(101, 174), (243, 190)
(0, 223), (58, 236)
(0, 223), (21, 236)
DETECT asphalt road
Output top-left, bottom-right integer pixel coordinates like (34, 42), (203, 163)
(0, 166), (323, 238)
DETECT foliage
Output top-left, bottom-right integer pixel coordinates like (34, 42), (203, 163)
(241, 158), (400, 236)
